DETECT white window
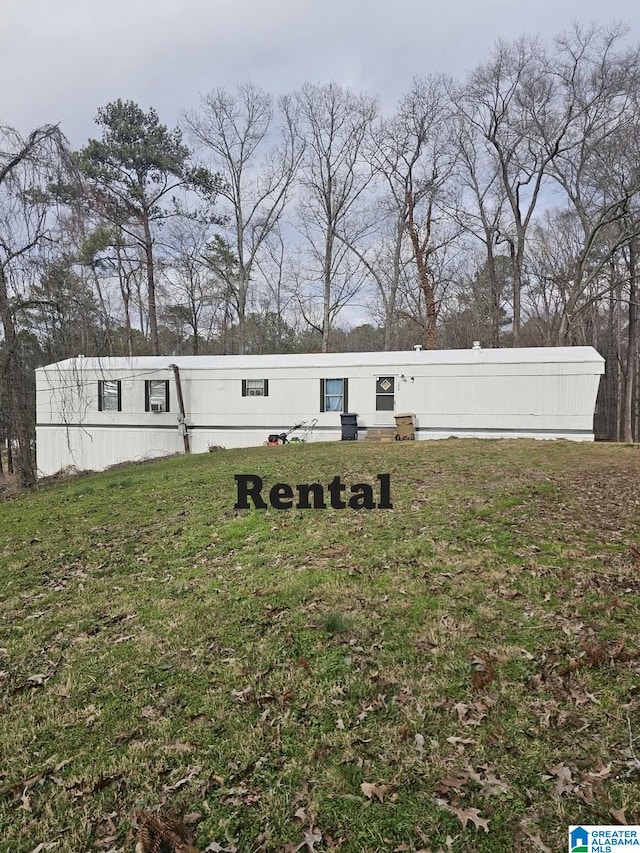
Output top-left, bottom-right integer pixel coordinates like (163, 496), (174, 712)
(98, 380), (121, 412)
(242, 379), (269, 397)
(320, 378), (348, 412)
(145, 379), (169, 412)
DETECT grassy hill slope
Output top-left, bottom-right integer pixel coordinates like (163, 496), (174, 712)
(1, 440), (639, 852)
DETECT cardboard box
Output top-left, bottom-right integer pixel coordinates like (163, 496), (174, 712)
(394, 413), (416, 440)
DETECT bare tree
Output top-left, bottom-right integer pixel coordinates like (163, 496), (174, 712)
(368, 77), (457, 349)
(453, 32), (595, 345)
(0, 123), (68, 485)
(449, 102), (511, 345)
(295, 82), (377, 352)
(185, 83), (303, 354)
(621, 237), (639, 441)
(335, 214), (409, 351)
(252, 226), (299, 351)
(159, 214), (220, 355)
(546, 26), (640, 344)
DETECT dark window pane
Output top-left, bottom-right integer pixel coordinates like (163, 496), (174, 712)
(376, 394), (395, 411)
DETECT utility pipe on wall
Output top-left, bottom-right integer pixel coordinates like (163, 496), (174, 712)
(169, 363), (190, 454)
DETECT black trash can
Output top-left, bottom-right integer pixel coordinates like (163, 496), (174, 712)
(340, 412), (358, 441)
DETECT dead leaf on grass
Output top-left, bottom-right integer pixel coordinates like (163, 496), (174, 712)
(26, 671), (55, 687)
(360, 782), (391, 803)
(464, 766), (510, 797)
(451, 699), (488, 727)
(438, 800), (489, 833)
(162, 766), (202, 795)
(201, 773), (225, 797)
(164, 743), (198, 753)
(446, 736), (475, 746)
(583, 762), (612, 782)
(545, 764), (574, 796)
(437, 774), (469, 794)
(519, 821), (552, 853)
(231, 686), (252, 703)
(220, 785), (261, 806)
(283, 826), (323, 852)
(610, 806), (628, 825)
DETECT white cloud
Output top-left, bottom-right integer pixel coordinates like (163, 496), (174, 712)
(1, 0), (638, 143)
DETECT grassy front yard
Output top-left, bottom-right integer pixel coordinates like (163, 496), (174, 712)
(1, 440), (639, 851)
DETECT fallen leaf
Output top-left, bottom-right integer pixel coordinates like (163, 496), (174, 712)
(583, 762), (612, 781)
(164, 742), (197, 753)
(438, 801), (489, 833)
(283, 825), (323, 852)
(162, 765), (202, 795)
(27, 673), (53, 687)
(453, 701), (469, 721)
(610, 806), (628, 825)
(519, 821), (552, 853)
(201, 773), (225, 796)
(231, 686), (252, 703)
(437, 774), (469, 794)
(465, 766), (510, 797)
(361, 782), (391, 803)
(547, 763), (574, 796)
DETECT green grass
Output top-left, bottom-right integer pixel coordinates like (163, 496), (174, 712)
(1, 439), (639, 852)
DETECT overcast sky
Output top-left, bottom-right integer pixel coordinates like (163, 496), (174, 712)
(2, 0), (639, 146)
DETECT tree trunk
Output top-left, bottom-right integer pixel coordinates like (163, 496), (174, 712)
(0, 267), (35, 486)
(141, 211), (159, 355)
(236, 268), (247, 355)
(486, 244), (501, 348)
(511, 239), (525, 347)
(385, 213), (404, 351)
(122, 288), (134, 357)
(91, 266), (114, 355)
(406, 193), (437, 350)
(322, 227), (333, 353)
(622, 240), (638, 442)
(7, 424), (13, 474)
(615, 277), (623, 441)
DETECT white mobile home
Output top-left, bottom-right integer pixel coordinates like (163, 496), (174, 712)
(35, 345), (605, 477)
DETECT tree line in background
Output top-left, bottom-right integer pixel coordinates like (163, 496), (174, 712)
(1, 22), (639, 484)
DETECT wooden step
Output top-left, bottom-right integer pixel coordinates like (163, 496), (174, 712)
(365, 427), (397, 442)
